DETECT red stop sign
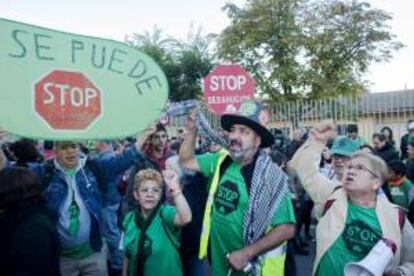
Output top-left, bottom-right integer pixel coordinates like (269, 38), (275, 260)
(203, 65), (255, 115)
(34, 70), (101, 130)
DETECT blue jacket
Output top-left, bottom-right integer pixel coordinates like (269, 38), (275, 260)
(98, 150), (124, 206)
(31, 146), (144, 252)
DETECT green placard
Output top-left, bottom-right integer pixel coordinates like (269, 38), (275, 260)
(0, 18), (168, 140)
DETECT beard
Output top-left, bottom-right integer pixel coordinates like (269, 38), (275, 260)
(229, 150), (244, 163)
(229, 139), (257, 164)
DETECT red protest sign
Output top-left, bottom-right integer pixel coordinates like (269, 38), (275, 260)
(203, 65), (255, 115)
(35, 70), (102, 130)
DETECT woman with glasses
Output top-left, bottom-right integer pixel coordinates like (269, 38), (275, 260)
(122, 169), (191, 276)
(289, 121), (414, 276)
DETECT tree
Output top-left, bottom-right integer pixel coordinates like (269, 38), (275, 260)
(218, 0), (403, 101)
(173, 25), (217, 101)
(126, 25), (216, 101)
(218, 0), (303, 101)
(126, 26), (182, 101)
(301, 0), (403, 98)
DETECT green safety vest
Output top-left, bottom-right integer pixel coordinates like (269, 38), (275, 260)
(198, 150), (287, 275)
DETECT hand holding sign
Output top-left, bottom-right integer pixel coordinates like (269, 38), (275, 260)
(185, 108), (198, 133)
(136, 123), (158, 150)
(0, 128), (7, 142)
(0, 128), (7, 170)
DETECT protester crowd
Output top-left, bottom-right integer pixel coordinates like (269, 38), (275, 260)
(1, 101), (414, 276)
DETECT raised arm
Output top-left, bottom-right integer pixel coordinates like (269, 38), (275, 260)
(135, 124), (157, 152)
(179, 110), (200, 172)
(288, 121), (338, 213)
(163, 170), (192, 227)
(98, 125), (158, 181)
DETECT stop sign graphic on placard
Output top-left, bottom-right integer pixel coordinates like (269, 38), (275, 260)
(203, 65), (255, 115)
(34, 70), (101, 130)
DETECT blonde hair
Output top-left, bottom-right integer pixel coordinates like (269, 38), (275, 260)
(350, 150), (388, 182)
(133, 169), (163, 190)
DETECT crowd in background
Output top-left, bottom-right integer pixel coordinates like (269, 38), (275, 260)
(1, 116), (414, 276)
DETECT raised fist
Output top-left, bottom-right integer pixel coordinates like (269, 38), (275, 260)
(162, 170), (181, 195)
(309, 120), (337, 144)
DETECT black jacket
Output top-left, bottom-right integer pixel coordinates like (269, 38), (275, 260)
(400, 133), (410, 160)
(0, 203), (60, 276)
(179, 173), (208, 257)
(376, 143), (399, 164)
(406, 159), (414, 184)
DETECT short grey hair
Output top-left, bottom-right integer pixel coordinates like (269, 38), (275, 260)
(350, 150), (388, 183)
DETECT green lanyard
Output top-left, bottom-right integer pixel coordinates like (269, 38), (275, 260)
(66, 169), (80, 237)
(69, 193), (80, 237)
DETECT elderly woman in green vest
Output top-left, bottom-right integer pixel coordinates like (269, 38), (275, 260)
(289, 120), (414, 276)
(122, 169), (192, 276)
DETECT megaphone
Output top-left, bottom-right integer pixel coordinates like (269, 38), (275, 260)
(344, 239), (394, 276)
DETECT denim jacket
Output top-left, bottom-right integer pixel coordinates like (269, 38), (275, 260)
(98, 150), (124, 206)
(31, 146), (144, 252)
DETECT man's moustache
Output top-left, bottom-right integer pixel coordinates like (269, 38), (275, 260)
(230, 140), (241, 147)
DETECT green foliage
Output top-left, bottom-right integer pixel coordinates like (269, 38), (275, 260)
(218, 0), (303, 101)
(301, 0), (403, 98)
(173, 25), (217, 101)
(218, 0), (403, 101)
(126, 25), (216, 101)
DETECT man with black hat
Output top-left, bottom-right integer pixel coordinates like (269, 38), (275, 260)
(179, 100), (295, 275)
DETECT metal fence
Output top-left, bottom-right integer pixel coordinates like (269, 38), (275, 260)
(268, 90), (414, 147)
(170, 90), (414, 148)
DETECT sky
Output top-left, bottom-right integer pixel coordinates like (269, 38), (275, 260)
(1, 0), (412, 93)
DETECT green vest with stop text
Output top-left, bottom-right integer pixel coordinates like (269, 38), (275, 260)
(199, 150), (294, 275)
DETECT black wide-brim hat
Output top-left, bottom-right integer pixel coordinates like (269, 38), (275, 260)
(221, 100), (274, 148)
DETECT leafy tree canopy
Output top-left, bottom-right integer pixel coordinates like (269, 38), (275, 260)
(218, 0), (403, 101)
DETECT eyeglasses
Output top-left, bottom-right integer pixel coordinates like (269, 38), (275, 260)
(346, 163), (378, 178)
(136, 187), (162, 195)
